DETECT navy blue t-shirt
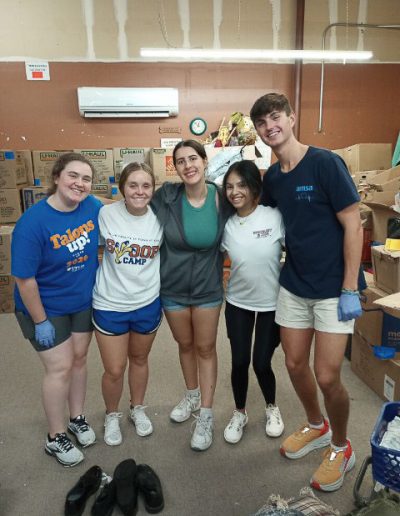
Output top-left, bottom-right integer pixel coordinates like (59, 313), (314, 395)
(12, 195), (101, 316)
(261, 146), (360, 299)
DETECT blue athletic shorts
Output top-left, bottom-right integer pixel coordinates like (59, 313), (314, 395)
(161, 296), (223, 312)
(92, 297), (162, 336)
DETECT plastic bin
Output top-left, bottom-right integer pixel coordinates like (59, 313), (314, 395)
(371, 402), (400, 492)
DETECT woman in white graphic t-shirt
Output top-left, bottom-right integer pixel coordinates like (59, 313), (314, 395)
(92, 162), (163, 446)
(221, 159), (285, 444)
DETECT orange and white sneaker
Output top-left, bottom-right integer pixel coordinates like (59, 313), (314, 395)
(310, 439), (356, 492)
(280, 418), (332, 459)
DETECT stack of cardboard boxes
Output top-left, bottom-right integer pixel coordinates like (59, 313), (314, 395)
(333, 143), (395, 263)
(0, 225), (14, 313)
(352, 271), (400, 402)
(336, 142), (400, 401)
(0, 150), (34, 313)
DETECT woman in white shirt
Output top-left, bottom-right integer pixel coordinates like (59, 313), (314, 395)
(221, 159), (285, 444)
(92, 163), (163, 446)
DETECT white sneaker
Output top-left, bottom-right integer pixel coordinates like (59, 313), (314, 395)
(104, 412), (123, 446)
(45, 432), (84, 467)
(129, 405), (153, 436)
(224, 410), (248, 444)
(266, 404), (284, 437)
(170, 393), (201, 423)
(190, 414), (214, 451)
(67, 414), (96, 447)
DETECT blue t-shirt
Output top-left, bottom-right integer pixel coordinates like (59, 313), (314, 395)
(261, 146), (360, 299)
(12, 195), (102, 316)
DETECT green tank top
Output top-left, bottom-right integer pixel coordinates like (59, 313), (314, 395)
(182, 184), (218, 249)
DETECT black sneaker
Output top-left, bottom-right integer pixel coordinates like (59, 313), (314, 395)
(68, 414), (96, 447)
(45, 432), (84, 467)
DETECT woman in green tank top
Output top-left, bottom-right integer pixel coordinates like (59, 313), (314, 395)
(152, 139), (232, 452)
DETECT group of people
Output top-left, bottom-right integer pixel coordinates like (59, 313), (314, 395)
(11, 92), (363, 493)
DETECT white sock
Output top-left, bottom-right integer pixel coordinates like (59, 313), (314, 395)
(200, 407), (213, 418)
(309, 419), (325, 430)
(187, 388), (200, 397)
(331, 442), (348, 453)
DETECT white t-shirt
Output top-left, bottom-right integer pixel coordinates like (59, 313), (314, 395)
(221, 205), (284, 311)
(93, 200), (163, 312)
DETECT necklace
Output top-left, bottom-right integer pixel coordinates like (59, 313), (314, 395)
(237, 206), (256, 225)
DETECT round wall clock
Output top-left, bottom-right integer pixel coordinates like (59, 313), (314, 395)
(189, 117), (207, 136)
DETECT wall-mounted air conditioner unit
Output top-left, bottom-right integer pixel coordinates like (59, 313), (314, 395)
(77, 87), (179, 118)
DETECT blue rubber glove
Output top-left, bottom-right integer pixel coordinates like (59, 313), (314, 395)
(35, 319), (56, 347)
(337, 292), (362, 322)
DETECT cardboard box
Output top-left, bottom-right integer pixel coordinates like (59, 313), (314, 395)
(74, 149), (114, 184)
(0, 225), (13, 275)
(353, 169), (380, 187)
(368, 165), (400, 186)
(21, 186), (48, 211)
(0, 189), (22, 223)
(16, 150), (33, 185)
(0, 274), (15, 313)
(91, 183), (112, 198)
(113, 148), (145, 181)
(363, 194), (399, 242)
(356, 283), (387, 345)
(0, 150), (30, 186)
(32, 150), (71, 186)
(351, 331), (400, 401)
(343, 143), (392, 173)
(369, 177), (400, 193)
(150, 148), (179, 184)
(374, 292), (400, 351)
(359, 203), (372, 229)
(371, 245), (400, 294)
(0, 150), (18, 188)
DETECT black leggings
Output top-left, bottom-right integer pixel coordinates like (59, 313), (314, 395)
(225, 301), (280, 409)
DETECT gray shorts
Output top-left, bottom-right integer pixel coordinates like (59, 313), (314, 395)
(15, 308), (93, 352)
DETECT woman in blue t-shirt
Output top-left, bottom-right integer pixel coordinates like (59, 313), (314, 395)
(12, 152), (102, 467)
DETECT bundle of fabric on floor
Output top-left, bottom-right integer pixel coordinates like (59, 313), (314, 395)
(252, 486), (340, 516)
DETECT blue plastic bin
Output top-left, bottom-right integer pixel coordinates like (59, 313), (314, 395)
(371, 402), (400, 492)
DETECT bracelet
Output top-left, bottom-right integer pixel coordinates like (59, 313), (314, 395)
(35, 318), (48, 325)
(341, 288), (359, 296)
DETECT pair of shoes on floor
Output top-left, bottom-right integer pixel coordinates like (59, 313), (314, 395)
(104, 406), (153, 446)
(45, 416), (96, 467)
(65, 460), (164, 515)
(92, 459), (164, 515)
(280, 418), (355, 492)
(223, 405), (284, 444)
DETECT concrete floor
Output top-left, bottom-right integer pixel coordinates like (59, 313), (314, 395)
(0, 310), (384, 516)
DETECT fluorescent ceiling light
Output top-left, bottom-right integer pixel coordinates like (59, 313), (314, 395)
(140, 48), (373, 61)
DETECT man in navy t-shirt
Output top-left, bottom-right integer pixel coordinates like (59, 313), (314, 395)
(250, 92), (363, 492)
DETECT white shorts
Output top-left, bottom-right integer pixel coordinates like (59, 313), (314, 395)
(275, 286), (355, 334)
